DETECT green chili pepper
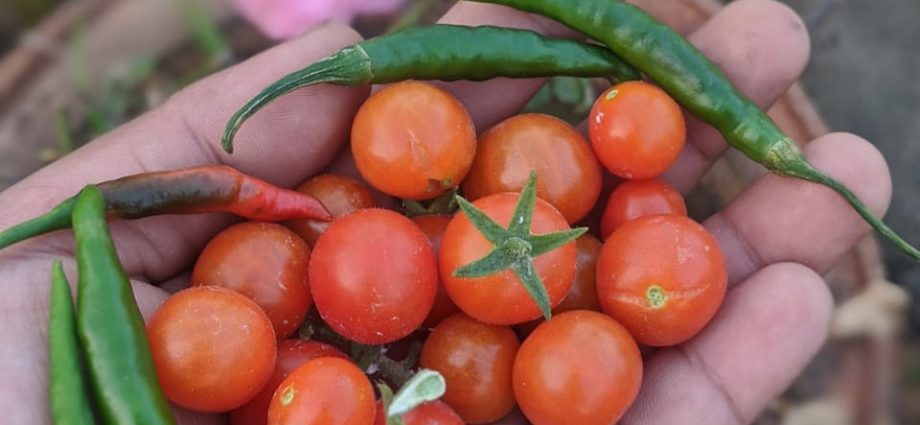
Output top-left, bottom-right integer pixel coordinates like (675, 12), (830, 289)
(472, 0), (920, 260)
(221, 24), (640, 152)
(49, 260), (97, 425)
(72, 186), (175, 425)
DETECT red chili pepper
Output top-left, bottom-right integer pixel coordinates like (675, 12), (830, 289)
(0, 165), (330, 250)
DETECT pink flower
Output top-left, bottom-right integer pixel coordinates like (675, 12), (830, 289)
(235, 0), (406, 40)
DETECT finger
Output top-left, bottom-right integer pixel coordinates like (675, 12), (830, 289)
(658, 0), (811, 194)
(621, 262), (833, 424)
(706, 132), (891, 285)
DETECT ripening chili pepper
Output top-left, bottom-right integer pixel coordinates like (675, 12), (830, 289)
(471, 0), (920, 260)
(0, 165), (330, 250)
(48, 260), (96, 425)
(221, 24), (640, 152)
(72, 185), (176, 425)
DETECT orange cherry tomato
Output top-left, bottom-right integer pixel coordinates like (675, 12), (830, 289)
(191, 222), (312, 339)
(351, 81), (477, 200)
(589, 81), (686, 179)
(147, 286), (276, 412)
(412, 214), (461, 329)
(600, 179), (687, 239)
(420, 313), (520, 424)
(439, 193), (576, 325)
(230, 340), (349, 425)
(268, 357), (375, 425)
(462, 113), (602, 224)
(597, 215), (727, 346)
(284, 173), (377, 247)
(374, 400), (464, 425)
(514, 310), (642, 425)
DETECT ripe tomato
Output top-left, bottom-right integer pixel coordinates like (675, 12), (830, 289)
(440, 193), (575, 325)
(597, 214), (727, 346)
(419, 313), (520, 424)
(310, 208), (437, 344)
(230, 340), (349, 425)
(462, 113), (602, 224)
(600, 179), (687, 239)
(412, 214), (461, 329)
(191, 222), (312, 339)
(374, 400), (464, 425)
(351, 81), (477, 200)
(284, 173), (377, 246)
(147, 286), (276, 412)
(268, 357), (375, 425)
(514, 310), (642, 425)
(588, 81), (686, 179)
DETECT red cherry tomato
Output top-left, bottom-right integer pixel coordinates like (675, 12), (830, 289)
(147, 286), (276, 412)
(597, 214), (727, 346)
(191, 222), (311, 339)
(230, 340), (349, 425)
(514, 310), (642, 425)
(285, 173), (377, 247)
(420, 313), (520, 424)
(439, 193), (576, 325)
(267, 357), (375, 425)
(310, 208), (437, 344)
(412, 214), (461, 329)
(600, 179), (687, 239)
(589, 81), (686, 179)
(462, 113), (602, 224)
(351, 81), (477, 200)
(374, 400), (464, 425)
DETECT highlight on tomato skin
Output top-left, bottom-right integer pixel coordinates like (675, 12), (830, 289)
(267, 357), (375, 425)
(600, 179), (687, 240)
(597, 214), (727, 347)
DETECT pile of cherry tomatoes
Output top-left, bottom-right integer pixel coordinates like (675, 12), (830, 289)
(144, 79), (728, 425)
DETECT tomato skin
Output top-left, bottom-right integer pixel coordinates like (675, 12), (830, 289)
(230, 340), (349, 425)
(420, 313), (520, 424)
(589, 81), (686, 179)
(285, 173), (377, 247)
(462, 113), (602, 224)
(191, 222), (311, 339)
(513, 310), (642, 425)
(374, 400), (464, 425)
(597, 214), (727, 346)
(351, 81), (477, 200)
(147, 286), (277, 412)
(440, 193), (576, 325)
(268, 357), (375, 425)
(600, 179), (687, 239)
(310, 208), (437, 344)
(412, 214), (462, 329)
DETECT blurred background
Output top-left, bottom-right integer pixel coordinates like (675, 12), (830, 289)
(0, 0), (916, 423)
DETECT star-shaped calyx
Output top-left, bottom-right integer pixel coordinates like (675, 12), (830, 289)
(453, 171), (587, 320)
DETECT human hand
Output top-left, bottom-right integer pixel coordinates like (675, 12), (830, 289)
(0, 1), (890, 424)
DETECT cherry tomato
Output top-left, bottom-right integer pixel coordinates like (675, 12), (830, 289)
(147, 286), (276, 412)
(589, 81), (686, 179)
(230, 340), (349, 425)
(462, 113), (602, 224)
(374, 400), (464, 425)
(351, 81), (477, 200)
(440, 193), (575, 325)
(516, 234), (602, 336)
(514, 310), (642, 425)
(420, 313), (520, 424)
(268, 357), (375, 425)
(310, 208), (437, 344)
(191, 222), (312, 339)
(285, 173), (377, 247)
(412, 214), (461, 329)
(600, 179), (687, 239)
(597, 214), (727, 346)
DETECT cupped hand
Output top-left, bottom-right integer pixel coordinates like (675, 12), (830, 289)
(0, 1), (890, 424)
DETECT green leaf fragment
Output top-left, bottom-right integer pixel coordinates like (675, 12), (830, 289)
(388, 369), (447, 418)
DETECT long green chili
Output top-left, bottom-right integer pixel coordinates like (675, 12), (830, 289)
(221, 24), (640, 152)
(72, 186), (175, 425)
(472, 0), (919, 260)
(49, 260), (96, 425)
